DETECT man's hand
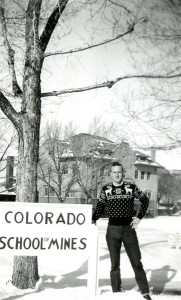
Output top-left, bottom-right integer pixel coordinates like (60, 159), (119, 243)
(130, 217), (140, 229)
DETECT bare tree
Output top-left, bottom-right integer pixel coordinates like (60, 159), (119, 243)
(88, 116), (119, 141)
(0, 121), (16, 174)
(1, 0), (181, 289)
(38, 121), (77, 202)
(39, 119), (127, 204)
(0, 0), (70, 289)
(158, 169), (181, 215)
(63, 133), (115, 204)
(110, 0), (181, 150)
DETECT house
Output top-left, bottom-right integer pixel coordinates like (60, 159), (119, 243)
(38, 133), (115, 205)
(1, 139), (163, 217)
(38, 134), (163, 217)
(128, 148), (161, 217)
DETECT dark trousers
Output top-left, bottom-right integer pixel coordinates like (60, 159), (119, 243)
(106, 224), (149, 294)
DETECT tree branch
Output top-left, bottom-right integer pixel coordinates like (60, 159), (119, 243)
(41, 72), (181, 98)
(108, 0), (132, 14)
(40, 0), (69, 53)
(0, 134), (15, 162)
(0, 91), (22, 136)
(25, 0), (42, 53)
(44, 25), (135, 58)
(0, 3), (22, 97)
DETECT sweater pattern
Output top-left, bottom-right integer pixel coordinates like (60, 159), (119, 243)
(92, 181), (149, 225)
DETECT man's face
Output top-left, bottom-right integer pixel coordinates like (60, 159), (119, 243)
(110, 165), (123, 185)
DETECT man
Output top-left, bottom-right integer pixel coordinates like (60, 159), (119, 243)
(92, 161), (152, 300)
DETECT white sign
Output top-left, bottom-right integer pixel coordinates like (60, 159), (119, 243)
(0, 202), (99, 297)
(0, 202), (92, 255)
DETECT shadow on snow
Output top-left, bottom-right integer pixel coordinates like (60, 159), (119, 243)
(2, 240), (181, 299)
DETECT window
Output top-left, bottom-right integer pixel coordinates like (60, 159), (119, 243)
(65, 191), (75, 198)
(100, 167), (105, 176)
(62, 164), (68, 174)
(141, 171), (145, 180)
(72, 163), (77, 173)
(147, 172), (151, 180)
(145, 191), (152, 200)
(135, 170), (139, 179)
(139, 156), (146, 161)
(44, 186), (54, 196)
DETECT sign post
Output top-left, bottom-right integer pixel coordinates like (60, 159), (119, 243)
(88, 225), (99, 298)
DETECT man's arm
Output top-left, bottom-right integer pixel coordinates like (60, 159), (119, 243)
(133, 185), (149, 220)
(130, 184), (149, 229)
(92, 188), (107, 223)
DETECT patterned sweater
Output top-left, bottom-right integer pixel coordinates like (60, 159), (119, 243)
(92, 181), (149, 226)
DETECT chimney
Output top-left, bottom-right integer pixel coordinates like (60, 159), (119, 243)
(150, 147), (156, 162)
(5, 156), (14, 190)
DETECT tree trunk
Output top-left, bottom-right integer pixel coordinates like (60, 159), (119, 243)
(11, 97), (41, 287)
(16, 116), (40, 204)
(12, 256), (39, 289)
(11, 112), (41, 288)
(0, 0), (68, 290)
(11, 20), (42, 286)
(11, 74), (42, 287)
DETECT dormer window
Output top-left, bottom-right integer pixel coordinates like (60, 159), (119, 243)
(139, 156), (146, 161)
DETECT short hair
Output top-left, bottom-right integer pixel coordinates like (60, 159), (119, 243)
(111, 161), (123, 168)
(110, 161), (125, 175)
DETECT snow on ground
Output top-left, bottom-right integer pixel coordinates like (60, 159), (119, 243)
(0, 216), (181, 300)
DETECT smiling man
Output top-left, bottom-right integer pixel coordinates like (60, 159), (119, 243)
(92, 161), (152, 300)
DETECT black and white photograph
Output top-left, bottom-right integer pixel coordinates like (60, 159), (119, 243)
(0, 1), (181, 299)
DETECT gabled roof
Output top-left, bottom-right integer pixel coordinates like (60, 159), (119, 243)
(60, 133), (116, 160)
(41, 133), (164, 169)
(71, 133), (115, 144)
(134, 150), (148, 158)
(133, 159), (162, 168)
(133, 150), (163, 168)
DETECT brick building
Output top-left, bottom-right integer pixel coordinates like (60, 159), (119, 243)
(38, 134), (162, 217)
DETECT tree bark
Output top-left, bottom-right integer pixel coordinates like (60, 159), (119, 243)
(10, 0), (69, 289)
(12, 256), (39, 289)
(11, 0), (43, 289)
(11, 54), (42, 288)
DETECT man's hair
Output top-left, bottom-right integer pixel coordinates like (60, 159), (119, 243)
(111, 161), (125, 175)
(111, 161), (123, 168)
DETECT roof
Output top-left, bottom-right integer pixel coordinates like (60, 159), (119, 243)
(134, 150), (149, 158)
(42, 133), (164, 169)
(71, 133), (115, 144)
(0, 184), (16, 195)
(133, 159), (162, 168)
(59, 133), (116, 160)
(133, 149), (163, 168)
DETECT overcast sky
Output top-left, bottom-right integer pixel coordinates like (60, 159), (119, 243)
(37, 1), (181, 170)
(1, 0), (181, 171)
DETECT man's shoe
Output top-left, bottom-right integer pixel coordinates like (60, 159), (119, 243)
(143, 294), (152, 300)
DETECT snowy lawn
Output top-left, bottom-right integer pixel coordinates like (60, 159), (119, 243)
(0, 216), (181, 300)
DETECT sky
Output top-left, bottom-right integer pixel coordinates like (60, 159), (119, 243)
(151, 148), (181, 171)
(1, 0), (181, 171)
(38, 1), (181, 171)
